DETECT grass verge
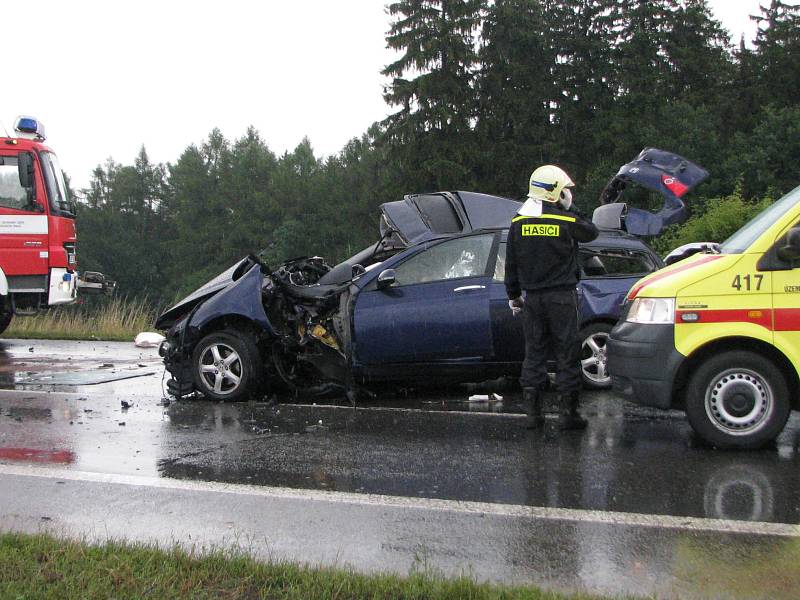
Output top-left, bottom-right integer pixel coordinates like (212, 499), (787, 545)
(0, 532), (602, 600)
(2, 297), (157, 342)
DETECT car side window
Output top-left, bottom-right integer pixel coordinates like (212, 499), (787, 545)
(580, 249), (656, 277)
(394, 234), (495, 286)
(493, 242), (506, 282)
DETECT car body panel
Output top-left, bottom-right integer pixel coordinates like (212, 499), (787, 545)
(593, 148), (709, 236)
(353, 274), (493, 365)
(155, 257), (257, 330)
(380, 191), (522, 245)
(189, 263), (274, 335)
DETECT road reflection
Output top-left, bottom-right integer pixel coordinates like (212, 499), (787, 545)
(153, 397), (800, 525)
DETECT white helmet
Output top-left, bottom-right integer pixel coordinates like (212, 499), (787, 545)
(528, 165), (574, 203)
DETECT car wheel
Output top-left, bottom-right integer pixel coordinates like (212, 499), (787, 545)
(580, 323), (612, 390)
(191, 330), (263, 402)
(685, 350), (790, 449)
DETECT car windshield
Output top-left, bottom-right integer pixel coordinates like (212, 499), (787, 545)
(720, 186), (800, 254)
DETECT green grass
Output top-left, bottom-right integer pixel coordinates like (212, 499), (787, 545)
(0, 532), (604, 600)
(2, 297), (157, 342)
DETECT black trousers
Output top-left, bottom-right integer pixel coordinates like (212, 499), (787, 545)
(520, 287), (582, 394)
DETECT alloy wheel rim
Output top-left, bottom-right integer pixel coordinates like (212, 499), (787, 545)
(581, 331), (610, 384)
(198, 342), (243, 395)
(704, 368), (772, 435)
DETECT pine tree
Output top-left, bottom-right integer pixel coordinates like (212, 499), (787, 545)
(382, 0), (485, 190)
(547, 0), (622, 175)
(752, 0), (800, 109)
(475, 0), (556, 196)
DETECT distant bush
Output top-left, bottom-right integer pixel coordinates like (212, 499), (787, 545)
(653, 191), (773, 255)
(3, 296), (157, 341)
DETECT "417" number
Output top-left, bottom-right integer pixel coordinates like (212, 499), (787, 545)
(731, 274), (764, 291)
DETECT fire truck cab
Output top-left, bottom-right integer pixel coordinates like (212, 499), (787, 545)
(0, 116), (111, 333)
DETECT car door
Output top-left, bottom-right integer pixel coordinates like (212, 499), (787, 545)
(488, 236), (525, 364)
(578, 245), (661, 322)
(353, 233), (497, 366)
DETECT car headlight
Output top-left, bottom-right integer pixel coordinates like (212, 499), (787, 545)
(626, 297), (675, 324)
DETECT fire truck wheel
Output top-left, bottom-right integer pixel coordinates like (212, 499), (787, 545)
(0, 308), (12, 335)
(191, 330), (264, 402)
(686, 350), (790, 449)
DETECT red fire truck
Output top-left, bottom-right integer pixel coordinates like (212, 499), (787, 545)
(0, 116), (112, 333)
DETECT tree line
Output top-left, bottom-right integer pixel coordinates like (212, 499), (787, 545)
(76, 0), (800, 304)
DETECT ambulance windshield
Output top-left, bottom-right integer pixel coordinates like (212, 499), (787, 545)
(721, 186), (800, 254)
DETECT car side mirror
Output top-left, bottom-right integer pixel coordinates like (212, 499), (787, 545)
(18, 152), (34, 189)
(376, 268), (396, 290)
(778, 227), (800, 263)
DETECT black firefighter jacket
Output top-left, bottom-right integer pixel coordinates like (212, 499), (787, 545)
(504, 203), (599, 299)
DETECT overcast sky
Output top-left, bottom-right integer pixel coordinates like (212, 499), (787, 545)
(2, 1), (783, 190)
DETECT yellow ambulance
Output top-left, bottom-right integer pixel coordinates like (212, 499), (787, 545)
(608, 185), (800, 448)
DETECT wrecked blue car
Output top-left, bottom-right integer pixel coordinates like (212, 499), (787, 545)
(156, 149), (706, 401)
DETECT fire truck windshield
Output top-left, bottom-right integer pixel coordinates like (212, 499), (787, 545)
(39, 151), (75, 217)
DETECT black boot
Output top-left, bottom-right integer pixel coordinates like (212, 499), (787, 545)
(558, 391), (587, 431)
(523, 387), (544, 429)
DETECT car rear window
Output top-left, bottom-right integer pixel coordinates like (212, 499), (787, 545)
(412, 194), (463, 233)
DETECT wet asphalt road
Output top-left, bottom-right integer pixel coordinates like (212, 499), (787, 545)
(1, 338), (799, 598)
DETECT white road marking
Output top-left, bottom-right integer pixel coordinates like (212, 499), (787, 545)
(0, 463), (797, 538)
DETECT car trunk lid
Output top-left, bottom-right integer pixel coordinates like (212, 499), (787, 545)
(592, 148), (708, 236)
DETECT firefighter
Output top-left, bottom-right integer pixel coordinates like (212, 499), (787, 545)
(505, 165), (599, 430)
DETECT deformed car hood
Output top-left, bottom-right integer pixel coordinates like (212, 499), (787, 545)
(593, 148), (708, 236)
(155, 256), (261, 329)
(380, 191), (521, 246)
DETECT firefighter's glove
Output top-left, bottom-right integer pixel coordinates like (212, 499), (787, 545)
(509, 297), (524, 316)
(559, 188), (573, 210)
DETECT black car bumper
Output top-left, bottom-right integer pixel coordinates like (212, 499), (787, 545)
(607, 322), (684, 409)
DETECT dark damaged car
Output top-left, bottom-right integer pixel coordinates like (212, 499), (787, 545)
(156, 149), (707, 402)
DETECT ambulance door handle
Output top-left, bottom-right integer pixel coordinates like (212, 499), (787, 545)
(453, 285), (486, 292)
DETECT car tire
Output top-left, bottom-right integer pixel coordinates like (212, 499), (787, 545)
(685, 350), (790, 449)
(579, 323), (612, 390)
(191, 330), (264, 402)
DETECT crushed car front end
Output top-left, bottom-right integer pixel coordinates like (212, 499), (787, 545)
(156, 252), (382, 402)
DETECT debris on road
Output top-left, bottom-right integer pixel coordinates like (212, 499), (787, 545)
(134, 332), (165, 348)
(467, 393), (503, 403)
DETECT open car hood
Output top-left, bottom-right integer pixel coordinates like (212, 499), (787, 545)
(592, 148), (708, 236)
(380, 191), (521, 247)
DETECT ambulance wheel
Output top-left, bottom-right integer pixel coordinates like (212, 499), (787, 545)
(191, 330), (263, 402)
(580, 323), (612, 389)
(686, 351), (790, 449)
